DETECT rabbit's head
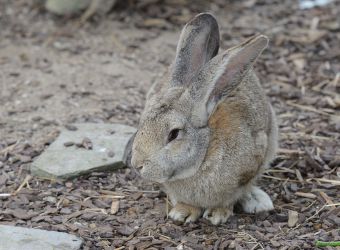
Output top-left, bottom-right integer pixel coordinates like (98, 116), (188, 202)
(131, 13), (268, 183)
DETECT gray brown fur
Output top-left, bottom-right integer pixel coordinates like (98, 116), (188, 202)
(131, 13), (278, 224)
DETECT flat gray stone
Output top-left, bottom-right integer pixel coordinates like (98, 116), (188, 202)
(0, 225), (83, 250)
(45, 0), (117, 15)
(31, 123), (136, 180)
(45, 0), (91, 15)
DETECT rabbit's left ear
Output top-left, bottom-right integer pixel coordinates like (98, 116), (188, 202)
(171, 13), (220, 86)
(194, 35), (269, 125)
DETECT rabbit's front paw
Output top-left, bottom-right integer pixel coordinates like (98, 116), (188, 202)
(240, 186), (274, 213)
(168, 202), (202, 223)
(203, 207), (233, 225)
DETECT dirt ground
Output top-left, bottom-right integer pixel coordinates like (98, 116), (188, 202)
(0, 0), (339, 249)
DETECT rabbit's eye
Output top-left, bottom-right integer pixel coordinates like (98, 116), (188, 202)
(168, 129), (180, 143)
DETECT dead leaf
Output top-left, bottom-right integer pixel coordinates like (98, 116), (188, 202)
(116, 225), (135, 236)
(295, 192), (317, 199)
(295, 169), (304, 183)
(110, 200), (119, 214)
(285, 29), (327, 45)
(288, 210), (299, 227)
(292, 58), (305, 71)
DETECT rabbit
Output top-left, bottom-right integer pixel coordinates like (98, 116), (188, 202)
(130, 13), (278, 225)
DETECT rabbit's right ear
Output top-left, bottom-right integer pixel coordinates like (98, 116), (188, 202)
(171, 13), (220, 86)
(193, 35), (269, 127)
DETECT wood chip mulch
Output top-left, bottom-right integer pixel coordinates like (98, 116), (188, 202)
(0, 0), (339, 249)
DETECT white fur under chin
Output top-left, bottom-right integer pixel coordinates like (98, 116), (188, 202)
(240, 186), (274, 213)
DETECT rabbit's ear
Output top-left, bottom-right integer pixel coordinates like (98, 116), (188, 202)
(171, 13), (219, 86)
(195, 35), (268, 125)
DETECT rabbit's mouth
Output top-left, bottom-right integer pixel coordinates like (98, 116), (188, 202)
(139, 164), (174, 184)
(141, 172), (171, 184)
(141, 164), (200, 183)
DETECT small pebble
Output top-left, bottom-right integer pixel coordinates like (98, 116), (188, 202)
(263, 220), (271, 227)
(65, 124), (78, 131)
(65, 182), (73, 188)
(43, 196), (57, 203)
(63, 141), (74, 147)
(270, 240), (281, 247)
(107, 151), (115, 157)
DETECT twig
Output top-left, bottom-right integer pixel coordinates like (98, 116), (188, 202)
(302, 200), (318, 212)
(311, 178), (340, 185)
(331, 72), (340, 87)
(250, 243), (260, 250)
(13, 175), (32, 195)
(295, 192), (316, 199)
(222, 229), (264, 249)
(306, 203), (340, 223)
(99, 190), (125, 196)
(262, 175), (300, 183)
(286, 101), (336, 116)
(121, 189), (160, 194)
(319, 191), (335, 209)
(100, 189), (159, 195)
(83, 195), (125, 202)
(0, 193), (11, 198)
(156, 233), (177, 245)
(277, 148), (303, 155)
(84, 208), (108, 214)
(266, 169), (294, 174)
(281, 203), (340, 235)
(295, 169), (304, 183)
(324, 203), (340, 207)
(281, 132), (333, 141)
(114, 247), (125, 250)
(56, 196), (65, 209)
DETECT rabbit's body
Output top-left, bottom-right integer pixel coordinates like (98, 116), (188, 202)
(165, 71), (277, 209)
(131, 13), (278, 225)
